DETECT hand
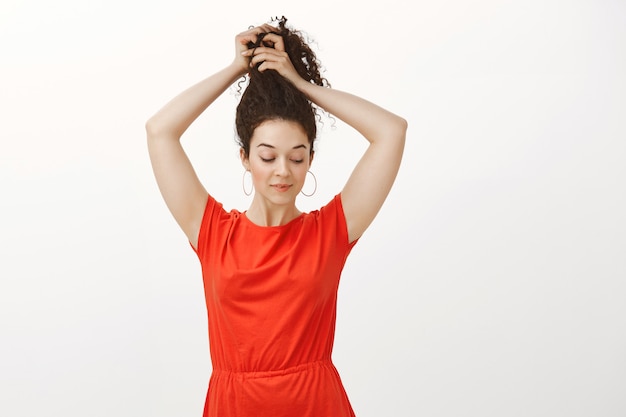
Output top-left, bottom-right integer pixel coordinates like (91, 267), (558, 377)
(233, 24), (277, 75)
(240, 33), (303, 86)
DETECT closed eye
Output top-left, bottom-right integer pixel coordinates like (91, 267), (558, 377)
(292, 159), (304, 164)
(260, 157), (275, 162)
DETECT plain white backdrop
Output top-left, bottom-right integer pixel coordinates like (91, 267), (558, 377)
(1, 0), (625, 416)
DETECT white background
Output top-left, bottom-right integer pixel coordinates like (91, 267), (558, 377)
(1, 0), (625, 416)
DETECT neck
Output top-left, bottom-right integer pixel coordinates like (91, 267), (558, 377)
(245, 199), (301, 227)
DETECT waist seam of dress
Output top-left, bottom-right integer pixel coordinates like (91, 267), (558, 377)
(212, 359), (334, 380)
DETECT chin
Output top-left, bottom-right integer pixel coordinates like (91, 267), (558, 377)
(272, 195), (297, 206)
(266, 191), (298, 205)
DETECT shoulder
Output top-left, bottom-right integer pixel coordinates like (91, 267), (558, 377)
(302, 194), (356, 247)
(194, 194), (244, 254)
(302, 194), (343, 221)
(200, 194), (243, 221)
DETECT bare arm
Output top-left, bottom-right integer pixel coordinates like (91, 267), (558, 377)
(146, 25), (276, 249)
(297, 86), (407, 243)
(245, 35), (407, 243)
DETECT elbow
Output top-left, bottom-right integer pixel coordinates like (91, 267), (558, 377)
(145, 116), (161, 139)
(396, 114), (408, 132)
(368, 115), (407, 147)
(145, 116), (179, 142)
(399, 116), (408, 134)
(393, 115), (408, 143)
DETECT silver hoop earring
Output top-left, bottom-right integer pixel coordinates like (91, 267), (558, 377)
(242, 170), (253, 196)
(300, 170), (317, 197)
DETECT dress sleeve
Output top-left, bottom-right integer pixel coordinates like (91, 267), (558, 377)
(321, 193), (359, 252)
(192, 194), (227, 260)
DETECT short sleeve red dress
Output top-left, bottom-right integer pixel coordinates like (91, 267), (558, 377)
(192, 193), (358, 417)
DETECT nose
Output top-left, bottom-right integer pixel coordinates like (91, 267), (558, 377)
(275, 157), (289, 177)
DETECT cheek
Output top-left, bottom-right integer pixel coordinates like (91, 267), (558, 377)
(251, 164), (270, 179)
(248, 162), (263, 178)
(297, 165), (310, 180)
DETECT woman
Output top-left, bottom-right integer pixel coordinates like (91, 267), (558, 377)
(146, 16), (407, 417)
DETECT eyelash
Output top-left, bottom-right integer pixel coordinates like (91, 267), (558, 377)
(260, 158), (304, 164)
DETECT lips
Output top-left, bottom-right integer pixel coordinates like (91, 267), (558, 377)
(271, 184), (292, 192)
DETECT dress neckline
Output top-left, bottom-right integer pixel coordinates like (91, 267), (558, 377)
(241, 211), (306, 229)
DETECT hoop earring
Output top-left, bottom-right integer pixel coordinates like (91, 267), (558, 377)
(300, 170), (317, 197)
(242, 170), (253, 196)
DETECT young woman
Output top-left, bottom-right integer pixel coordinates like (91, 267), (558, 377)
(146, 16), (407, 417)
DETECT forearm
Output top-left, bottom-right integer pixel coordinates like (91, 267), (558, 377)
(295, 80), (407, 144)
(146, 63), (245, 139)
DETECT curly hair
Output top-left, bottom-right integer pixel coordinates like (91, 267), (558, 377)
(235, 16), (330, 157)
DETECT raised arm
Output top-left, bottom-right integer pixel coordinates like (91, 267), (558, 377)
(244, 35), (407, 243)
(146, 24), (276, 249)
(299, 86), (406, 243)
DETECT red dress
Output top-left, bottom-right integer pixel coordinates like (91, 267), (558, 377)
(193, 193), (358, 417)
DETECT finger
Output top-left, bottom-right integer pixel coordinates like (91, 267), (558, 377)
(259, 23), (277, 33)
(256, 59), (274, 72)
(259, 33), (285, 51)
(256, 59), (286, 73)
(247, 46), (283, 56)
(248, 48), (286, 65)
(238, 24), (276, 45)
(250, 53), (290, 71)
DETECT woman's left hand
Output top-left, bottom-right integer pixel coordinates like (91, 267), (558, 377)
(241, 33), (304, 87)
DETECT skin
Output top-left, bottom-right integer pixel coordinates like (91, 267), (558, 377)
(241, 119), (313, 226)
(146, 24), (407, 249)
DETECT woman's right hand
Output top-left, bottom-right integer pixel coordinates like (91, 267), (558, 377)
(233, 24), (277, 75)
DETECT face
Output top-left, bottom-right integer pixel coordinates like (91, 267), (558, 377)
(241, 119), (313, 206)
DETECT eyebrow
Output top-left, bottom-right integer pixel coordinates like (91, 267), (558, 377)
(256, 143), (308, 150)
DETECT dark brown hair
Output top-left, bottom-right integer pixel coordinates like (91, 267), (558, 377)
(235, 16), (329, 157)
